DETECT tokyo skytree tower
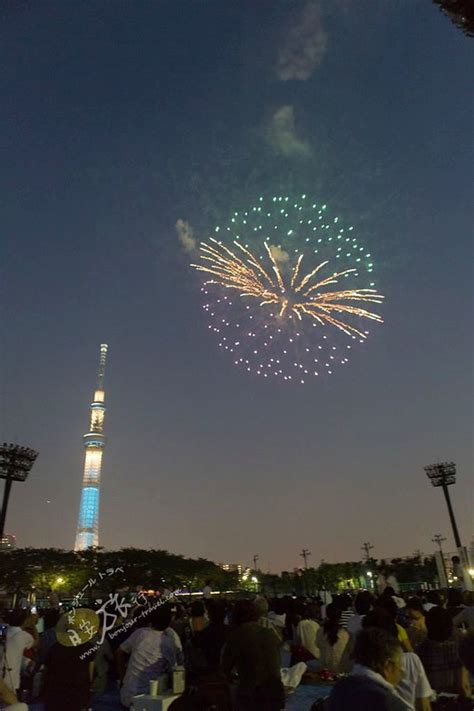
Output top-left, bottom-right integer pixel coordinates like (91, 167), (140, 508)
(74, 344), (109, 550)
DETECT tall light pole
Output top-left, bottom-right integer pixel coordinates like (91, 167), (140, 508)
(362, 542), (374, 563)
(424, 463), (462, 548)
(300, 549), (311, 569)
(0, 444), (38, 539)
(432, 534), (447, 554)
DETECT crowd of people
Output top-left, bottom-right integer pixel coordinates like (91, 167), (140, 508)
(0, 584), (473, 710)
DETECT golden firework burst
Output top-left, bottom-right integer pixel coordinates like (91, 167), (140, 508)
(191, 238), (384, 339)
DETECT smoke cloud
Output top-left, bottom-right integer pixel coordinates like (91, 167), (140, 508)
(268, 244), (290, 264)
(277, 1), (327, 81)
(267, 105), (312, 158)
(175, 219), (196, 253)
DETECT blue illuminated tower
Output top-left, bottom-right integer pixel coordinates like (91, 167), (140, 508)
(74, 344), (108, 550)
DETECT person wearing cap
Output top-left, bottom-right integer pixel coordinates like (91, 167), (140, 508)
(43, 608), (99, 711)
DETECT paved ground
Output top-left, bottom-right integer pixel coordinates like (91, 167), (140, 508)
(31, 681), (330, 710)
(30, 684), (329, 711)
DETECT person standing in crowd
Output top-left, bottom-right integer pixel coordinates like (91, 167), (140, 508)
(46, 589), (60, 611)
(202, 581), (213, 601)
(328, 628), (407, 710)
(221, 599), (284, 711)
(118, 605), (177, 707)
(43, 608), (99, 711)
(0, 610), (38, 694)
(416, 606), (471, 698)
(315, 603), (350, 673)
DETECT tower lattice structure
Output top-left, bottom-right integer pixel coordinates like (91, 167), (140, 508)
(74, 344), (108, 550)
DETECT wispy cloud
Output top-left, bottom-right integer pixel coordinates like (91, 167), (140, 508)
(175, 219), (196, 253)
(267, 105), (312, 158)
(277, 1), (327, 81)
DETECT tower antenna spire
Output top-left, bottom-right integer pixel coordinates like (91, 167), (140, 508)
(97, 343), (108, 390)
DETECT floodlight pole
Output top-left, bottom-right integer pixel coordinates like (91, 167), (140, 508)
(424, 462), (462, 550)
(0, 478), (13, 540)
(0, 444), (38, 539)
(441, 483), (462, 549)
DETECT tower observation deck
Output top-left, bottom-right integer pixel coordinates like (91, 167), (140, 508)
(74, 344), (108, 550)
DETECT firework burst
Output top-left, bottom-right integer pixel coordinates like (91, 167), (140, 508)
(191, 195), (384, 382)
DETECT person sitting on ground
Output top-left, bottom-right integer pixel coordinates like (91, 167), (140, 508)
(416, 606), (471, 698)
(315, 603), (350, 673)
(347, 590), (374, 637)
(190, 600), (208, 634)
(163, 606), (184, 665)
(117, 605), (177, 707)
(454, 591), (474, 631)
(328, 628), (407, 710)
(335, 593), (355, 628)
(0, 677), (28, 711)
(458, 631), (474, 675)
(221, 599), (284, 711)
(377, 596), (414, 653)
(254, 597), (282, 643)
(295, 603), (320, 661)
(446, 588), (465, 620)
(381, 585), (406, 610)
(363, 607), (433, 710)
(194, 599), (229, 673)
(266, 598), (287, 642)
(422, 590), (443, 613)
(43, 608), (99, 711)
(405, 598), (427, 649)
(170, 603), (189, 642)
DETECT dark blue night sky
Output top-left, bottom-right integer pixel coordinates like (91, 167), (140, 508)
(1, 1), (472, 570)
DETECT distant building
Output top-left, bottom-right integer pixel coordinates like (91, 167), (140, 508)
(220, 563), (243, 575)
(0, 534), (16, 551)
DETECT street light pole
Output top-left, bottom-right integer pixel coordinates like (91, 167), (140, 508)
(361, 542), (374, 563)
(432, 534), (447, 554)
(300, 549), (311, 569)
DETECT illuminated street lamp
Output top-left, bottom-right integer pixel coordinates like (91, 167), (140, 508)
(0, 443), (38, 539)
(424, 462), (462, 548)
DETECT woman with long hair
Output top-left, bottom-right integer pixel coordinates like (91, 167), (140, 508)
(316, 603), (350, 673)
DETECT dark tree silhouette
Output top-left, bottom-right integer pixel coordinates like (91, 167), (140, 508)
(433, 0), (474, 37)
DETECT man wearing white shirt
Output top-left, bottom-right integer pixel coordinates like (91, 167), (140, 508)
(118, 606), (176, 707)
(0, 611), (37, 694)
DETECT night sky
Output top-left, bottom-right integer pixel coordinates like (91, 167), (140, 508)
(1, 1), (472, 572)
